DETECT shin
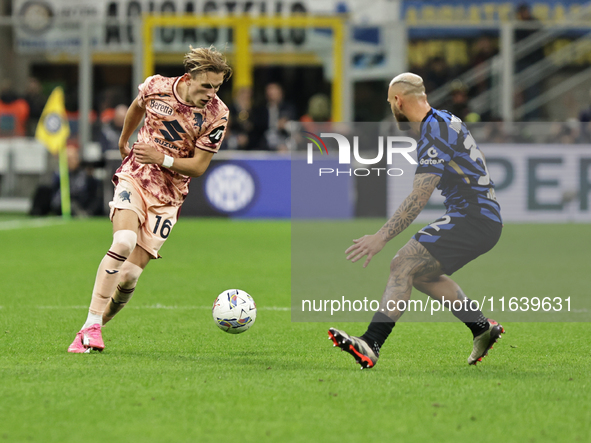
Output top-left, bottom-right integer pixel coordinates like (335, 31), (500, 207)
(102, 261), (144, 325)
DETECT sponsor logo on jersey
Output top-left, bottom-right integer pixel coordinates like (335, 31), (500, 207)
(154, 138), (177, 150)
(149, 99), (174, 116)
(420, 157), (445, 165)
(208, 125), (226, 144)
(420, 147), (444, 165)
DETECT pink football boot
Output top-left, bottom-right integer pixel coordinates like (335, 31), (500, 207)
(67, 324), (105, 353)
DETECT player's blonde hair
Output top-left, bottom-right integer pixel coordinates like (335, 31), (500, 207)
(184, 45), (233, 81)
(389, 73), (426, 98)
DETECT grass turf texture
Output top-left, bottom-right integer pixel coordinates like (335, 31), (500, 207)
(0, 219), (589, 442)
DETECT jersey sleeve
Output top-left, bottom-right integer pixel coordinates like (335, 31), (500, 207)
(415, 133), (452, 176)
(195, 108), (229, 153)
(136, 75), (156, 108)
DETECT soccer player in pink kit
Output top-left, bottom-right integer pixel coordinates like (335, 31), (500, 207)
(68, 46), (232, 353)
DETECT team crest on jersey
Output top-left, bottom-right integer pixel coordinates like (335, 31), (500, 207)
(119, 190), (132, 203)
(149, 99), (174, 116)
(209, 126), (225, 144)
(193, 113), (204, 129)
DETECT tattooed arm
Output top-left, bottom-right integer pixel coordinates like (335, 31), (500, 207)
(345, 173), (441, 267)
(378, 173), (441, 241)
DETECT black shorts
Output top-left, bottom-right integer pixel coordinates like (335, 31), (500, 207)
(412, 214), (502, 275)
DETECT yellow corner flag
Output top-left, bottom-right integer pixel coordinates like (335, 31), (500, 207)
(35, 87), (72, 219)
(35, 87), (70, 154)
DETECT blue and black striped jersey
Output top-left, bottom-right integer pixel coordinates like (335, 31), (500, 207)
(416, 108), (502, 223)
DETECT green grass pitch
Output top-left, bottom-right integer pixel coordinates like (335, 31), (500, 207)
(0, 217), (590, 442)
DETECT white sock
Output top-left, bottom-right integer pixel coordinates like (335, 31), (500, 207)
(83, 311), (103, 329)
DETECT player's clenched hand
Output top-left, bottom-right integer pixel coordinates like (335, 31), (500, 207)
(134, 143), (164, 165)
(118, 140), (131, 160)
(345, 233), (387, 268)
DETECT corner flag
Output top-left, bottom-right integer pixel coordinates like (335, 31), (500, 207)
(35, 87), (72, 219)
(35, 87), (70, 154)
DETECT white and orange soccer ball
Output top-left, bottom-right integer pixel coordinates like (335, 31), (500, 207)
(212, 289), (257, 334)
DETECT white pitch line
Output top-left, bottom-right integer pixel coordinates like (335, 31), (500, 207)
(0, 218), (66, 231)
(35, 305), (290, 311)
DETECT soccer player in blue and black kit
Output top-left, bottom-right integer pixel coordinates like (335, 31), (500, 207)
(329, 73), (505, 368)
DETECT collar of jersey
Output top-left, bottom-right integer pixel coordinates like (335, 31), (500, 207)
(173, 76), (198, 108)
(422, 108), (434, 122)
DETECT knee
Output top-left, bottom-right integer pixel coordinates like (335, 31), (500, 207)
(119, 261), (143, 286)
(389, 243), (416, 274)
(389, 253), (409, 275)
(390, 255), (401, 272)
(111, 230), (138, 257)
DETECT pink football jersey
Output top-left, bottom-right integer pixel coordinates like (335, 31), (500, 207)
(114, 75), (229, 206)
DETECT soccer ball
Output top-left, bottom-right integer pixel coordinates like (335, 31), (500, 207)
(212, 289), (257, 334)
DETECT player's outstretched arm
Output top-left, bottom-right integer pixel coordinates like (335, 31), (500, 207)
(378, 173), (441, 241)
(134, 143), (214, 177)
(118, 97), (146, 160)
(345, 173), (440, 267)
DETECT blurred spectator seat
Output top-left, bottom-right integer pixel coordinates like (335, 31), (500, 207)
(0, 138), (47, 175)
(0, 93), (30, 137)
(0, 138), (48, 210)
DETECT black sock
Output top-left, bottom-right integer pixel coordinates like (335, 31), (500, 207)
(450, 298), (489, 337)
(361, 311), (395, 352)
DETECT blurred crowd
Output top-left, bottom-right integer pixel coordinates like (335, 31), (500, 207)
(3, 73), (591, 153)
(1, 0), (590, 158)
(2, 45), (590, 216)
(409, 3), (549, 123)
(3, 4), (591, 151)
(0, 76), (336, 154)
